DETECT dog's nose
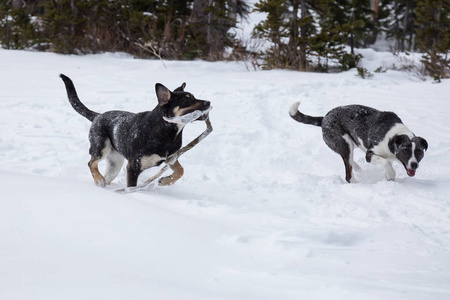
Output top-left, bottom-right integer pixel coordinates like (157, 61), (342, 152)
(410, 162), (418, 170)
(203, 101), (211, 108)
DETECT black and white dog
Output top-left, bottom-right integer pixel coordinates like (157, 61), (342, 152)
(290, 102), (428, 183)
(60, 74), (211, 187)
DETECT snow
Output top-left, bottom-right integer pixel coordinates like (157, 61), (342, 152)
(1, 49), (450, 299)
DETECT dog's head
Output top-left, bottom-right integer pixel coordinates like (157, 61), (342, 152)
(155, 83), (211, 122)
(390, 135), (428, 177)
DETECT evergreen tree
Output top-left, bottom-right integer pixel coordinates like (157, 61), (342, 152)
(133, 0), (193, 59)
(253, 0), (289, 68)
(253, 0), (376, 71)
(415, 0), (450, 80)
(324, 0), (375, 54)
(0, 0), (39, 49)
(310, 0), (348, 71)
(189, 0), (249, 60)
(380, 0), (417, 52)
(253, 0), (316, 70)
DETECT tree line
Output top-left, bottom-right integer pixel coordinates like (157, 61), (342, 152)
(1, 0), (449, 79)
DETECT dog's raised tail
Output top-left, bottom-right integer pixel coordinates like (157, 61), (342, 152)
(289, 102), (323, 127)
(60, 74), (99, 122)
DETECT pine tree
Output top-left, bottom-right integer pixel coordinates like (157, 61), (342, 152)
(380, 0), (417, 52)
(323, 0), (375, 54)
(253, 0), (317, 70)
(253, 0), (289, 68)
(415, 0), (450, 80)
(41, 0), (96, 53)
(134, 0), (193, 59)
(0, 0), (39, 49)
(309, 0), (348, 71)
(189, 0), (249, 60)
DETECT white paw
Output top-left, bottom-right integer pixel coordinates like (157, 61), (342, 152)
(385, 168), (396, 181)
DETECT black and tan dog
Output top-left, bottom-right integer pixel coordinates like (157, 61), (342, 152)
(60, 74), (211, 187)
(290, 102), (428, 183)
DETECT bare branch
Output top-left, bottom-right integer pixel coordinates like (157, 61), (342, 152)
(135, 41), (167, 69)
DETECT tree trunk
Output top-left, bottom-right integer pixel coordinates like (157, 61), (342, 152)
(299, 0), (308, 71)
(289, 0), (299, 68)
(371, 0), (379, 20)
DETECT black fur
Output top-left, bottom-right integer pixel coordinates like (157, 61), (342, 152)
(290, 102), (428, 183)
(60, 74), (211, 187)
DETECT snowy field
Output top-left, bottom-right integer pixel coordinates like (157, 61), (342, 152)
(1, 49), (450, 299)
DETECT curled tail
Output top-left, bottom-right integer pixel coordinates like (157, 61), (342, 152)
(60, 74), (99, 122)
(289, 102), (323, 127)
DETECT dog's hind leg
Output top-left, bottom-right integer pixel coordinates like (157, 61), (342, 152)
(88, 158), (106, 186)
(104, 150), (125, 185)
(159, 160), (184, 186)
(323, 131), (357, 183)
(342, 134), (361, 172)
(342, 155), (357, 183)
(88, 136), (112, 187)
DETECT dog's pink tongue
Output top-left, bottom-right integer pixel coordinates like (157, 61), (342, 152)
(407, 169), (416, 177)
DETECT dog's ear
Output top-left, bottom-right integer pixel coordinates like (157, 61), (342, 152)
(415, 137), (428, 151)
(155, 83), (172, 106)
(174, 82), (186, 92)
(389, 134), (409, 154)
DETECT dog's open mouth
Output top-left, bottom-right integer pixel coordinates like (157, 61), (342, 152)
(163, 106), (212, 124)
(406, 168), (416, 177)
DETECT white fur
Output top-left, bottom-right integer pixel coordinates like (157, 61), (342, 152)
(104, 151), (125, 184)
(370, 155), (396, 181)
(407, 142), (418, 170)
(140, 154), (164, 171)
(289, 102), (300, 116)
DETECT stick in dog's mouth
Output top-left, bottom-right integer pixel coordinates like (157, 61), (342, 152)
(163, 106), (212, 124)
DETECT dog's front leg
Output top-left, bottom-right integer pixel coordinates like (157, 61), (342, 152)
(126, 159), (142, 187)
(159, 160), (184, 186)
(366, 150), (396, 181)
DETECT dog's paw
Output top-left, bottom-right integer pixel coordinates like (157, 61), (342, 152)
(385, 169), (396, 181)
(158, 176), (174, 186)
(94, 177), (107, 187)
(349, 177), (359, 183)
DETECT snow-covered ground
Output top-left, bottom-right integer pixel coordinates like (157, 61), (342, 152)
(1, 49), (450, 299)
